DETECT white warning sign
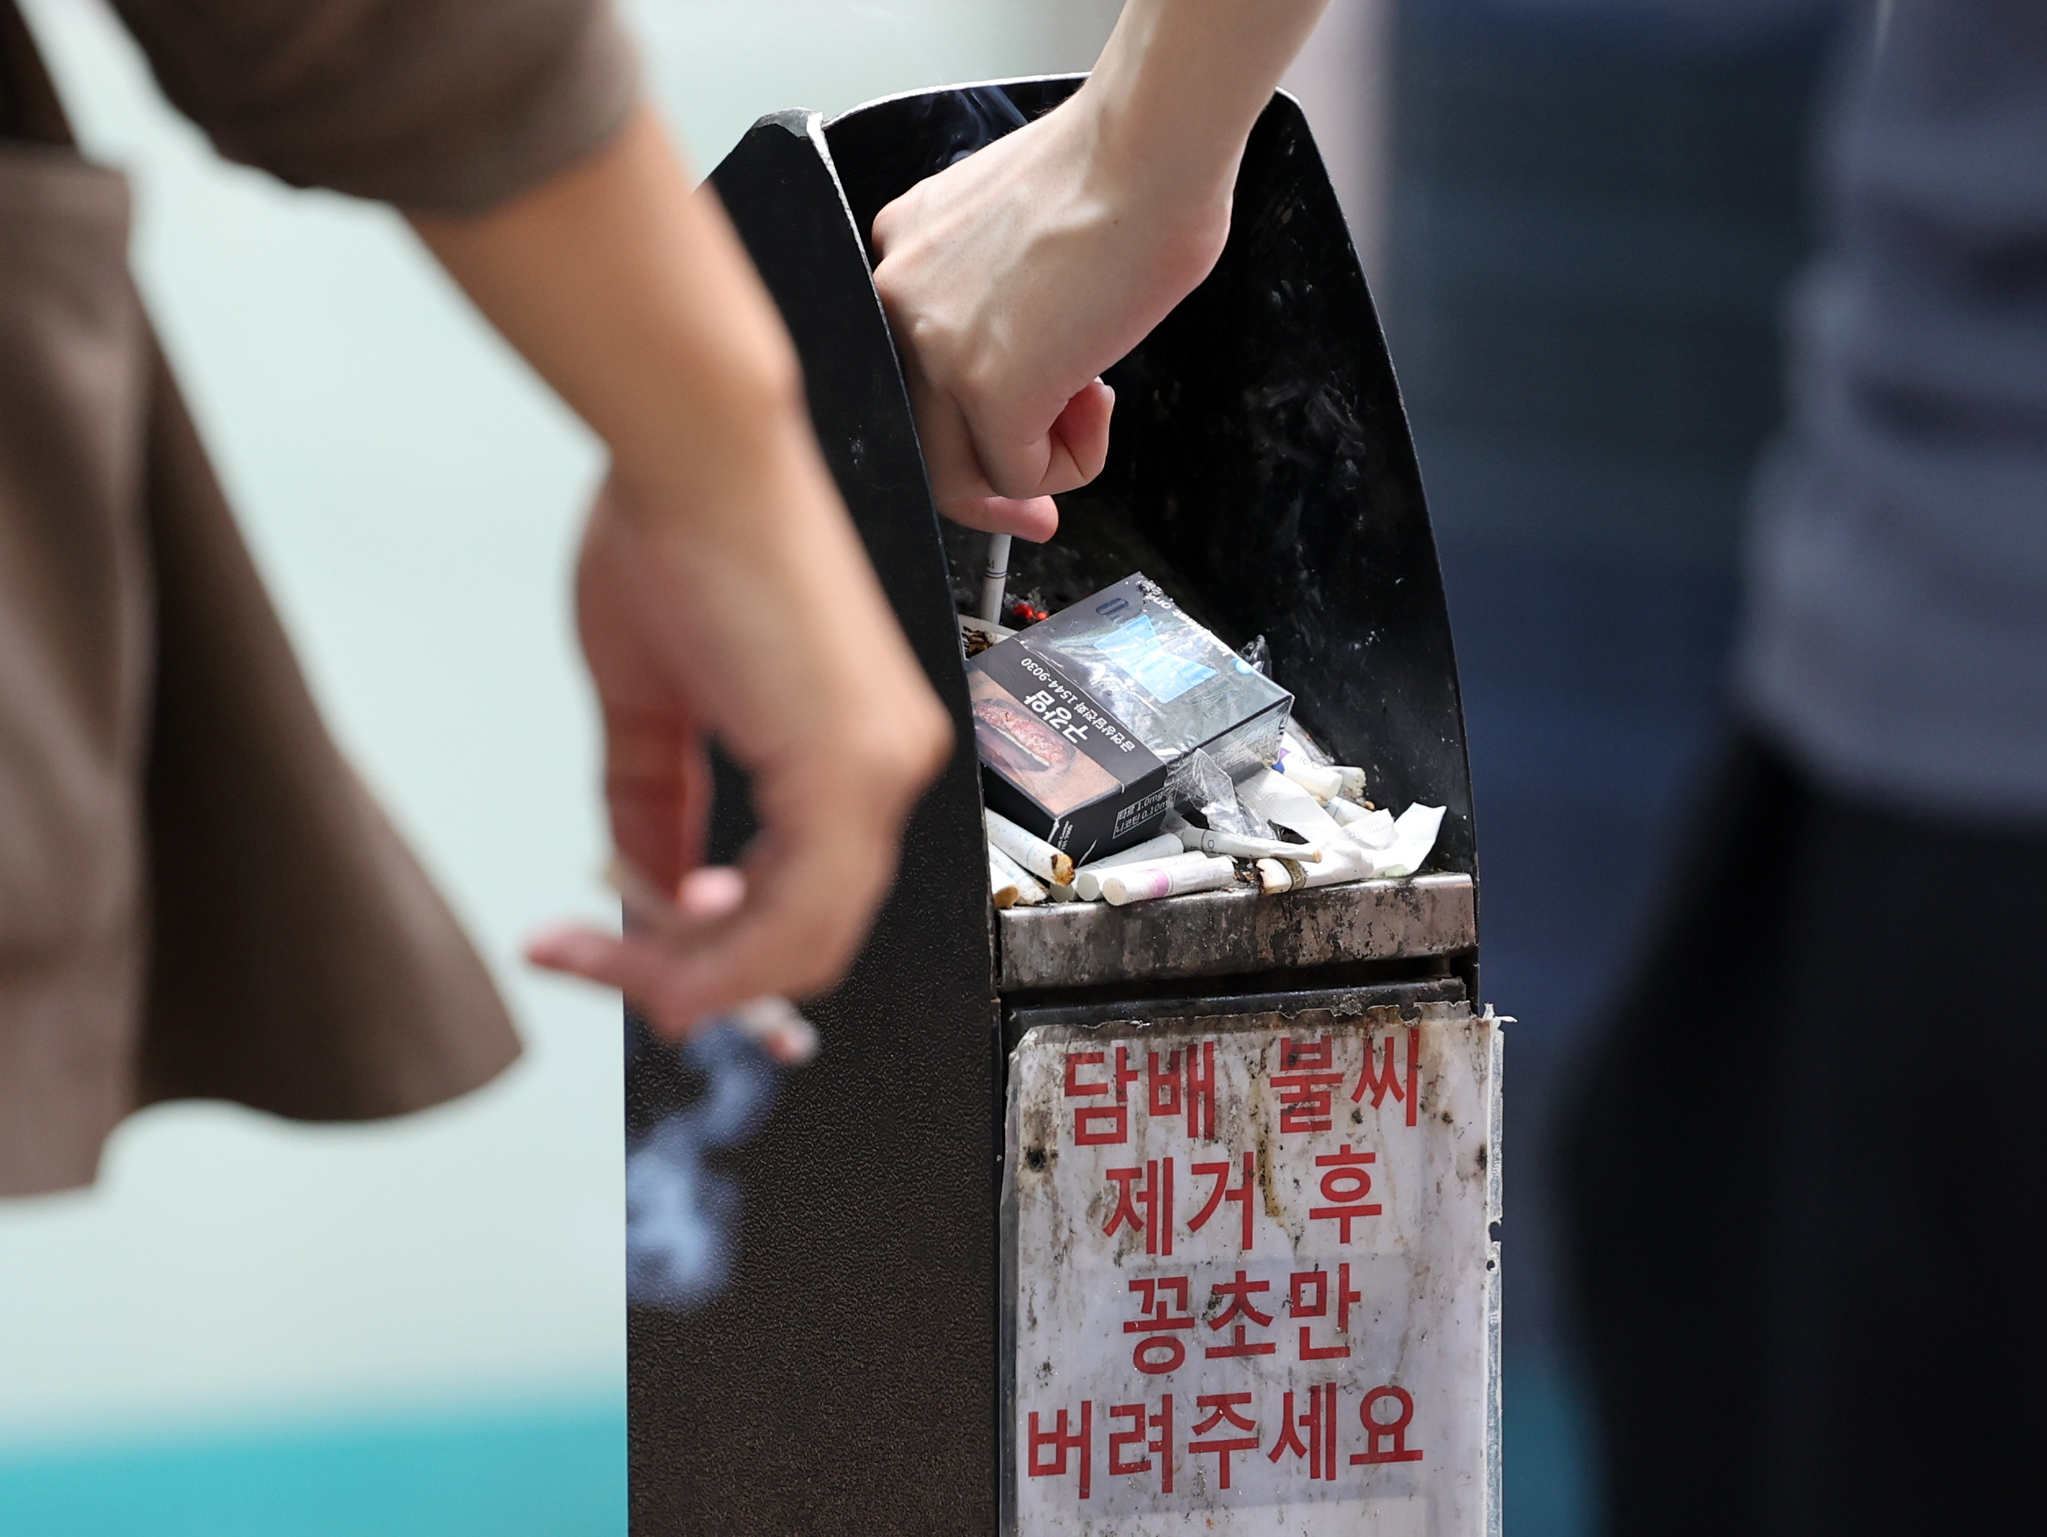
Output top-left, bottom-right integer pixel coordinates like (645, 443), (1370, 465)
(1005, 1001), (1500, 1537)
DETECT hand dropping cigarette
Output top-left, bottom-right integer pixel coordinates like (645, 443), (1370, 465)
(603, 859), (818, 1064)
(1075, 846), (1213, 901)
(985, 809), (1074, 885)
(1101, 854), (1237, 906)
(988, 841), (1048, 905)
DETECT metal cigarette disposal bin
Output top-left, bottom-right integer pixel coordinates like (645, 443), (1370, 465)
(625, 77), (1500, 1537)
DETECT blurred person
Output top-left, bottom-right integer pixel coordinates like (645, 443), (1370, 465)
(1546, 3), (2047, 1533)
(878, 1), (2047, 1532)
(1456, 0), (2047, 1531)
(0, 0), (948, 1199)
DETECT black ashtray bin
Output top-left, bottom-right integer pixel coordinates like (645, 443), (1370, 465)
(625, 78), (1479, 1537)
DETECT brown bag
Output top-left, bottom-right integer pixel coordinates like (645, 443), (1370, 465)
(0, 1), (519, 1195)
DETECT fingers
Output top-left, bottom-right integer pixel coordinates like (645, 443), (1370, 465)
(939, 494), (1060, 541)
(540, 459), (952, 1039)
(529, 776), (914, 1039)
(599, 702), (713, 893)
(963, 378), (1116, 506)
(919, 376), (1113, 541)
(1048, 380), (1114, 487)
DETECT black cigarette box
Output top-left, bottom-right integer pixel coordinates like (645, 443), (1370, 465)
(967, 575), (1293, 862)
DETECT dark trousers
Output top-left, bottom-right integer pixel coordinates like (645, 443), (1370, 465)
(1558, 733), (2047, 1535)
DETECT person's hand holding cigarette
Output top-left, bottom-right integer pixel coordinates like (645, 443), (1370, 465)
(415, 105), (952, 1039)
(870, 0), (1332, 542)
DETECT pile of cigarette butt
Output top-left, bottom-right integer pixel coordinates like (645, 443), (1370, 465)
(984, 726), (1445, 912)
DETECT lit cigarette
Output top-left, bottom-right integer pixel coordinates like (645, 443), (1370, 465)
(988, 851), (1020, 909)
(985, 809), (1075, 885)
(1166, 813), (1322, 862)
(720, 995), (821, 1065)
(1074, 845), (1210, 901)
(1101, 854), (1238, 906)
(988, 841), (1048, 905)
(603, 861), (820, 1065)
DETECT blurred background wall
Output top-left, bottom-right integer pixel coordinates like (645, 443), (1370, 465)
(0, 0), (1835, 1532)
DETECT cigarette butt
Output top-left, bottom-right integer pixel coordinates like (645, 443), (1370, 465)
(1258, 842), (1375, 893)
(1068, 834), (1186, 900)
(1077, 833), (1183, 869)
(724, 995), (820, 1065)
(1279, 757), (1346, 804)
(985, 809), (1075, 885)
(1333, 766), (1369, 800)
(1256, 856), (1307, 894)
(1101, 854), (1238, 906)
(1076, 848), (1214, 901)
(1167, 816), (1324, 862)
(1046, 878), (1081, 903)
(988, 841), (1048, 905)
(988, 851), (1019, 909)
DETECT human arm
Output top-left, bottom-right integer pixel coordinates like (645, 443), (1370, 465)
(871, 0), (1333, 539)
(412, 106), (951, 1036)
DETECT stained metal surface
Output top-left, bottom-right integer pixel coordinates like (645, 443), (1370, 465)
(999, 874), (1476, 992)
(1007, 979), (1469, 1041)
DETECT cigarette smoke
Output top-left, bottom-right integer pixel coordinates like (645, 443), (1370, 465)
(923, 84), (1030, 169)
(625, 1018), (781, 1310)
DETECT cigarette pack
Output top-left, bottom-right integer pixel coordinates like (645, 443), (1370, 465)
(967, 574), (1292, 861)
